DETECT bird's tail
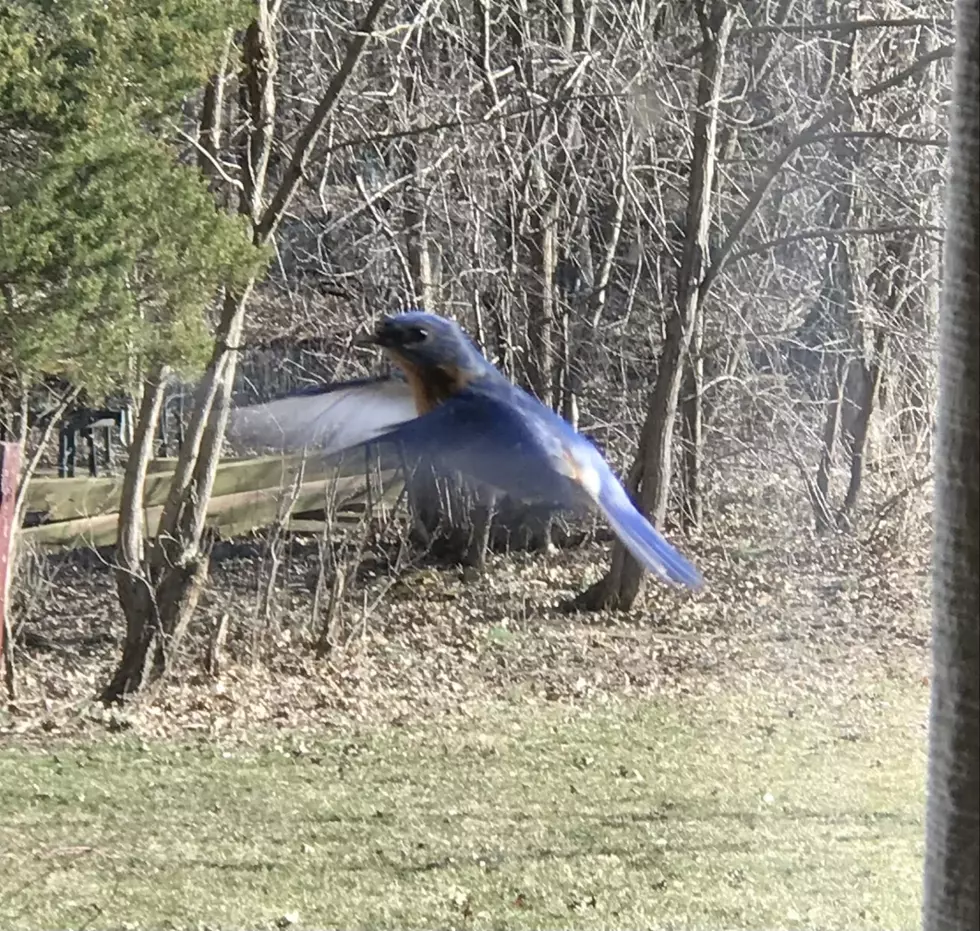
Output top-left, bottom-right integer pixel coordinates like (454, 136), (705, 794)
(595, 481), (703, 590)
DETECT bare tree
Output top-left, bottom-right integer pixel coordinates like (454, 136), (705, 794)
(575, 0), (733, 611)
(104, 0), (390, 702)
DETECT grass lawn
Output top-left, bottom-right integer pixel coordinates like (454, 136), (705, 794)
(0, 679), (927, 931)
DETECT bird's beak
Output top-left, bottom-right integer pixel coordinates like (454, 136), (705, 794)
(357, 318), (398, 349)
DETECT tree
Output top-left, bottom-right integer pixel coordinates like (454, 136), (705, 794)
(574, 0), (733, 611)
(0, 0), (263, 633)
(0, 0), (260, 388)
(102, 0), (390, 702)
(921, 0), (979, 925)
(1, 122), (258, 394)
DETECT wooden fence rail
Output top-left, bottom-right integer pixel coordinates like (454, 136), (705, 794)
(21, 452), (403, 550)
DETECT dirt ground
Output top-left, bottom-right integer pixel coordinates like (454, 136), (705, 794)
(2, 483), (932, 741)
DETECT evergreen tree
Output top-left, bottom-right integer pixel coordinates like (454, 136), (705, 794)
(0, 0), (266, 398)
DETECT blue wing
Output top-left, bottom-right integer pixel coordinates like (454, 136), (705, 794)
(374, 381), (583, 509)
(380, 381), (704, 590)
(228, 375), (419, 455)
(228, 370), (702, 589)
(591, 465), (704, 589)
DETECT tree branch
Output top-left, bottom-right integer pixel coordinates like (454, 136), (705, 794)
(320, 146), (456, 236)
(255, 0), (390, 242)
(700, 41), (955, 299)
(678, 17), (952, 62)
(738, 17), (952, 37)
(808, 129), (949, 148)
(729, 224), (946, 263)
(310, 92), (617, 165)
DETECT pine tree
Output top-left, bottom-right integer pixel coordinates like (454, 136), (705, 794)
(0, 0), (266, 397)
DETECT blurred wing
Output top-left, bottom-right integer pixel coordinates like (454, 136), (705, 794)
(228, 375), (419, 455)
(379, 385), (584, 509)
(592, 473), (703, 589)
(385, 384), (703, 589)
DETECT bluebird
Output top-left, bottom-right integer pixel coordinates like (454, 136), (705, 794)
(230, 311), (702, 589)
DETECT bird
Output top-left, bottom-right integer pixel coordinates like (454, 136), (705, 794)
(229, 310), (703, 589)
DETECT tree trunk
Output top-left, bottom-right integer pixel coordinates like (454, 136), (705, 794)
(465, 501), (494, 570)
(588, 142), (629, 331)
(524, 167), (558, 409)
(921, 0), (979, 926)
(197, 29), (232, 187)
(809, 163), (860, 528)
(837, 330), (887, 529)
(556, 308), (578, 431)
(895, 31), (945, 461)
(812, 358), (846, 531)
(680, 310), (705, 530)
(403, 49), (436, 311)
(102, 366), (170, 702)
(519, 0), (584, 412)
(574, 0), (732, 611)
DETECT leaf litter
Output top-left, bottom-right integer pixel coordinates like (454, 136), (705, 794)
(1, 484), (932, 744)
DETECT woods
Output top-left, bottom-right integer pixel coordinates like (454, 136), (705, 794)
(3, 0), (954, 685)
(2, 1), (977, 928)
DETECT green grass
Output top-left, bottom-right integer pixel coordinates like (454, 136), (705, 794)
(0, 683), (927, 930)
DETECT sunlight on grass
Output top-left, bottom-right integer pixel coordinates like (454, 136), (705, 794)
(0, 682), (927, 930)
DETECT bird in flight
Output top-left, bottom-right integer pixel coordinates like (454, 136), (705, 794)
(230, 310), (702, 589)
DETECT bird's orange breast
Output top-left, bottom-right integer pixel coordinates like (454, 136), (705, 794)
(396, 358), (438, 414)
(386, 352), (473, 415)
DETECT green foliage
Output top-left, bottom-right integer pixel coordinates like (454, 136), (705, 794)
(0, 0), (264, 396)
(1, 122), (262, 392)
(0, 0), (247, 136)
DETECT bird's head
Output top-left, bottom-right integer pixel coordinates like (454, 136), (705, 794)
(367, 310), (489, 381)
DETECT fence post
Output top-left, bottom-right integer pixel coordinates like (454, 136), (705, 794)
(1, 442), (23, 687)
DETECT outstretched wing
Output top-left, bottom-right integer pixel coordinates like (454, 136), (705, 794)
(381, 383), (704, 589)
(228, 371), (702, 589)
(228, 375), (419, 455)
(376, 383), (584, 509)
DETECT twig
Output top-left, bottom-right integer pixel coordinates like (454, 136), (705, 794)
(700, 41), (955, 299)
(862, 472), (934, 545)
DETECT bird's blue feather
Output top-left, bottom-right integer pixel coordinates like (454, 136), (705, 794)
(593, 477), (704, 589)
(376, 379), (585, 510)
(376, 378), (703, 590)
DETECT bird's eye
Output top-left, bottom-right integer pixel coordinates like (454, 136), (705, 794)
(402, 326), (429, 345)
